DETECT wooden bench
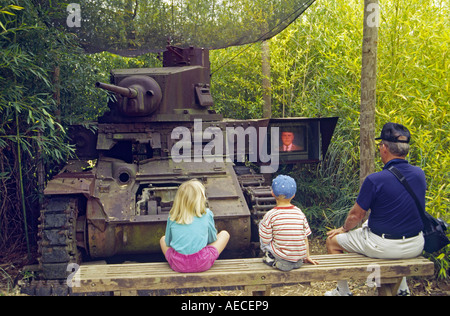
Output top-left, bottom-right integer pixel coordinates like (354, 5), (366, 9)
(70, 253), (434, 296)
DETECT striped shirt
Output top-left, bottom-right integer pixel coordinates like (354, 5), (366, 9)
(259, 205), (311, 262)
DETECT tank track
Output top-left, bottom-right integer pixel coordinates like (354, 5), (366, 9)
(235, 169), (276, 247)
(20, 280), (71, 296)
(37, 196), (81, 280)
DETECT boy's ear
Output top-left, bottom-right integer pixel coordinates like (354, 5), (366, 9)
(271, 190), (276, 198)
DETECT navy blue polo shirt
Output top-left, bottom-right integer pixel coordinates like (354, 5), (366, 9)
(356, 159), (425, 236)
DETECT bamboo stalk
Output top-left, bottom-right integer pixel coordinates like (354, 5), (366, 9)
(15, 110), (31, 259)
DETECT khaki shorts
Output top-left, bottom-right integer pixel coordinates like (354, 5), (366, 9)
(336, 222), (424, 259)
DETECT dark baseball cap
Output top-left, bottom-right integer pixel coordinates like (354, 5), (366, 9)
(375, 123), (411, 143)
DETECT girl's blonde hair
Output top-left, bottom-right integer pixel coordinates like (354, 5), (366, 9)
(169, 179), (207, 224)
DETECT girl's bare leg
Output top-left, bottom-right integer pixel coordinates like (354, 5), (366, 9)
(160, 236), (170, 256)
(209, 230), (230, 254)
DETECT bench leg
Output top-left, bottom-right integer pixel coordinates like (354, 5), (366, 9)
(244, 285), (271, 296)
(378, 278), (402, 296)
(114, 290), (138, 296)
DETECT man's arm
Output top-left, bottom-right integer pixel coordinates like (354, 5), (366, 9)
(327, 202), (366, 238)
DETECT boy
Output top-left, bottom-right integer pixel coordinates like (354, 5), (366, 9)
(259, 175), (318, 271)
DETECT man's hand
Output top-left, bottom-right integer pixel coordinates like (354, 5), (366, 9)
(326, 227), (347, 239)
(327, 203), (366, 240)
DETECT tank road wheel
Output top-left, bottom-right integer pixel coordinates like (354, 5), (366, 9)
(38, 196), (84, 280)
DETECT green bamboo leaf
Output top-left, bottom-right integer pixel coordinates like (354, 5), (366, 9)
(9, 5), (24, 11)
(0, 10), (15, 16)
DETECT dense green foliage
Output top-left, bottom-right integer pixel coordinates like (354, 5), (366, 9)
(0, 0), (448, 277)
(0, 0), (160, 255)
(0, 1), (73, 253)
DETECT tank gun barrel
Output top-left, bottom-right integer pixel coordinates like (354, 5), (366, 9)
(95, 81), (138, 99)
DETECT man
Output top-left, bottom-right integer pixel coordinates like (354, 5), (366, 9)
(325, 123), (426, 296)
(280, 131), (304, 152)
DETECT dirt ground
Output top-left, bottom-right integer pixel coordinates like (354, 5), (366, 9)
(1, 238), (448, 296)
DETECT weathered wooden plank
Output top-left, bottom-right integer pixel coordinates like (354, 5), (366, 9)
(76, 254), (430, 275)
(76, 260), (430, 281)
(75, 256), (432, 279)
(71, 254), (434, 294)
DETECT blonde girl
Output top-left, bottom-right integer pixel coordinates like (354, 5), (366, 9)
(160, 179), (230, 273)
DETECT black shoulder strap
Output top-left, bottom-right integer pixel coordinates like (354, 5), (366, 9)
(387, 165), (427, 223)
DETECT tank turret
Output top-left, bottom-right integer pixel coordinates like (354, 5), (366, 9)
(95, 76), (162, 117)
(97, 46), (220, 123)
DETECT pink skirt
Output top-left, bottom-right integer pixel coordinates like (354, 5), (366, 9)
(165, 246), (219, 273)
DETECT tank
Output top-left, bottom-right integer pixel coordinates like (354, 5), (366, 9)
(37, 46), (338, 280)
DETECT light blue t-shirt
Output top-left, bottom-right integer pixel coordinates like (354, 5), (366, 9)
(165, 208), (218, 255)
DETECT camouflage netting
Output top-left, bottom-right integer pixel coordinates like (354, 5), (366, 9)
(49, 0), (316, 56)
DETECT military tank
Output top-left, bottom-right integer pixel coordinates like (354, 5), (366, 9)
(36, 46), (338, 283)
